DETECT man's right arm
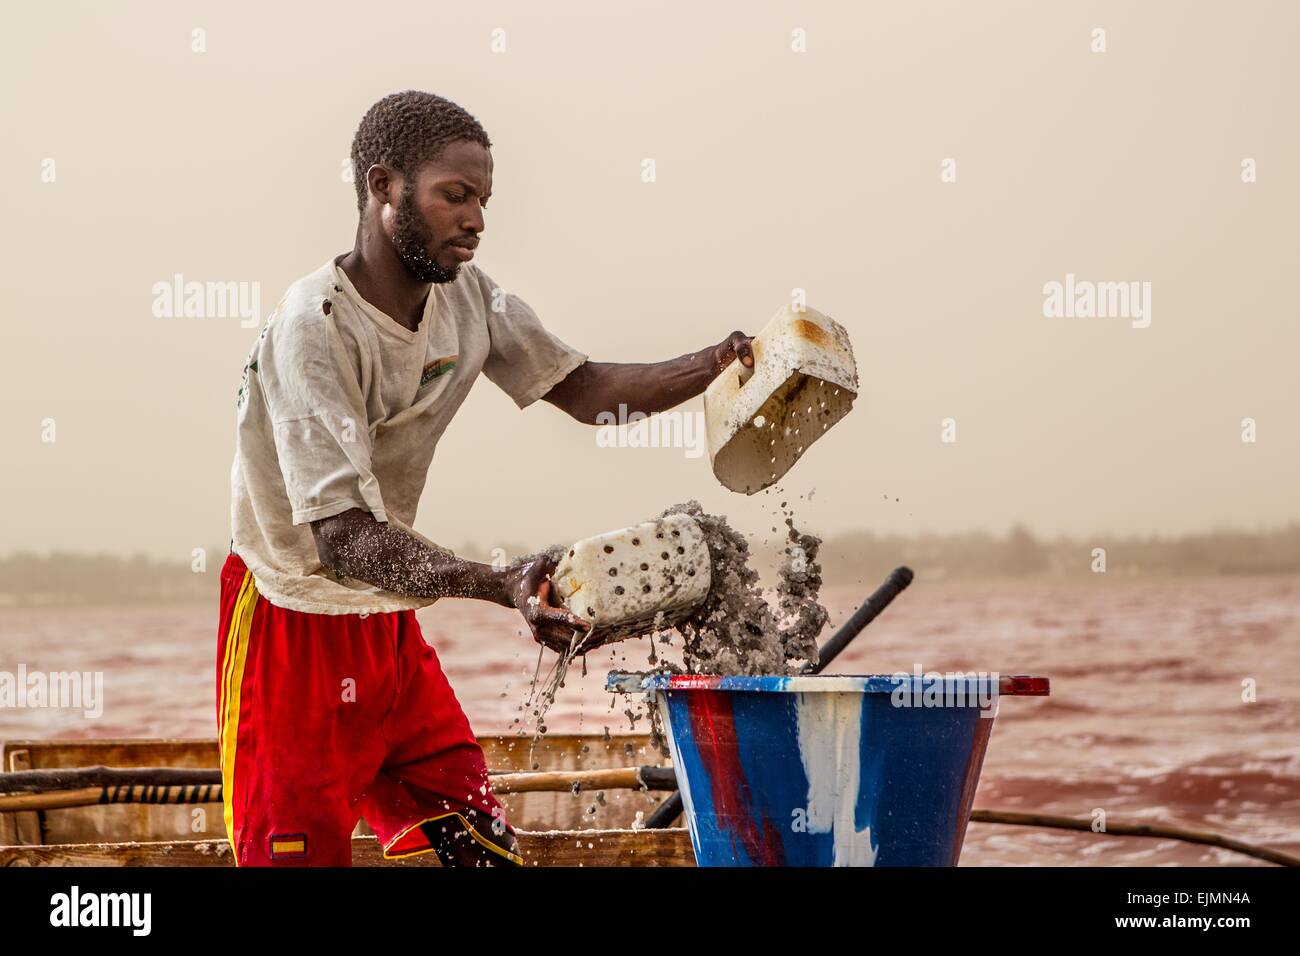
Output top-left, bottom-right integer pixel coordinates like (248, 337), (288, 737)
(310, 509), (590, 651)
(311, 508), (512, 604)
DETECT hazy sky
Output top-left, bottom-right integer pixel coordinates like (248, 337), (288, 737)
(3, 0), (1297, 560)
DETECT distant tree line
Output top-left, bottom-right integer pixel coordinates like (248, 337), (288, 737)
(0, 549), (224, 608)
(805, 523), (1300, 586)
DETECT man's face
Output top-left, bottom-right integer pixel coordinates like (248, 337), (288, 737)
(385, 139), (493, 284)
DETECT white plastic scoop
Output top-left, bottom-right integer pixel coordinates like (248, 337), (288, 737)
(704, 304), (858, 494)
(552, 512), (712, 643)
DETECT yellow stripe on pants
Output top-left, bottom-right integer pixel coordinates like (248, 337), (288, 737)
(218, 572), (253, 740)
(220, 571), (259, 864)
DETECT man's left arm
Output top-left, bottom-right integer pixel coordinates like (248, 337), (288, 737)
(541, 331), (755, 425)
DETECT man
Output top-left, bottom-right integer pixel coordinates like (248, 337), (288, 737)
(220, 90), (754, 867)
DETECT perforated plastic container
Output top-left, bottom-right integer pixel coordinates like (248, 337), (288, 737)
(552, 514), (712, 642)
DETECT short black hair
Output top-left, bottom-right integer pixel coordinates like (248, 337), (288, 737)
(350, 91), (492, 214)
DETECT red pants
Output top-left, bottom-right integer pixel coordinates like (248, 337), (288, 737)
(216, 553), (522, 866)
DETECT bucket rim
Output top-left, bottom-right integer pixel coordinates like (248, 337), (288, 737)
(606, 672), (1049, 696)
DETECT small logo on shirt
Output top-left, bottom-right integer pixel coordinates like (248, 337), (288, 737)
(236, 311), (277, 409)
(420, 355), (458, 387)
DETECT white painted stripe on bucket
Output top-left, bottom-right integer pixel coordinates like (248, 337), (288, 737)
(796, 691), (877, 866)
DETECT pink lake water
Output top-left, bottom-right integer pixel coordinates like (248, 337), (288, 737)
(2, 576), (1297, 866)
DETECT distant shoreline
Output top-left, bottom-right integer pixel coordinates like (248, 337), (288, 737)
(1, 568), (1298, 611)
(1, 524), (1296, 608)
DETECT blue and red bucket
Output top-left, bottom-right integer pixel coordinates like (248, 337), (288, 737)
(608, 672), (1049, 866)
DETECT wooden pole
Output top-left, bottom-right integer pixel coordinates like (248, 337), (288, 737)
(0, 785), (224, 812)
(969, 809), (1300, 867)
(0, 765), (679, 811)
(0, 766), (219, 793)
(485, 766), (676, 794)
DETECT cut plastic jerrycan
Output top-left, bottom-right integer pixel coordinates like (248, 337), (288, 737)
(552, 512), (712, 643)
(704, 304), (858, 494)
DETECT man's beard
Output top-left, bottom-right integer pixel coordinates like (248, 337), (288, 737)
(391, 185), (460, 284)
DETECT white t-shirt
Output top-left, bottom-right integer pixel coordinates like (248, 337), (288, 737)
(230, 256), (587, 614)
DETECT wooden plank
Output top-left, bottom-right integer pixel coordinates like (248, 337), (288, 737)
(0, 829), (696, 867)
(0, 796), (13, 845)
(5, 749), (41, 846)
(4, 739), (219, 770)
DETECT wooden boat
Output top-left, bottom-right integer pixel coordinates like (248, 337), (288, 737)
(5, 733), (1295, 867)
(0, 734), (696, 867)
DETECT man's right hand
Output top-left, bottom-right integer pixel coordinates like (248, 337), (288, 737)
(504, 553), (595, 654)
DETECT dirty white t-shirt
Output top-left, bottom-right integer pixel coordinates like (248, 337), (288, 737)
(230, 256), (588, 615)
